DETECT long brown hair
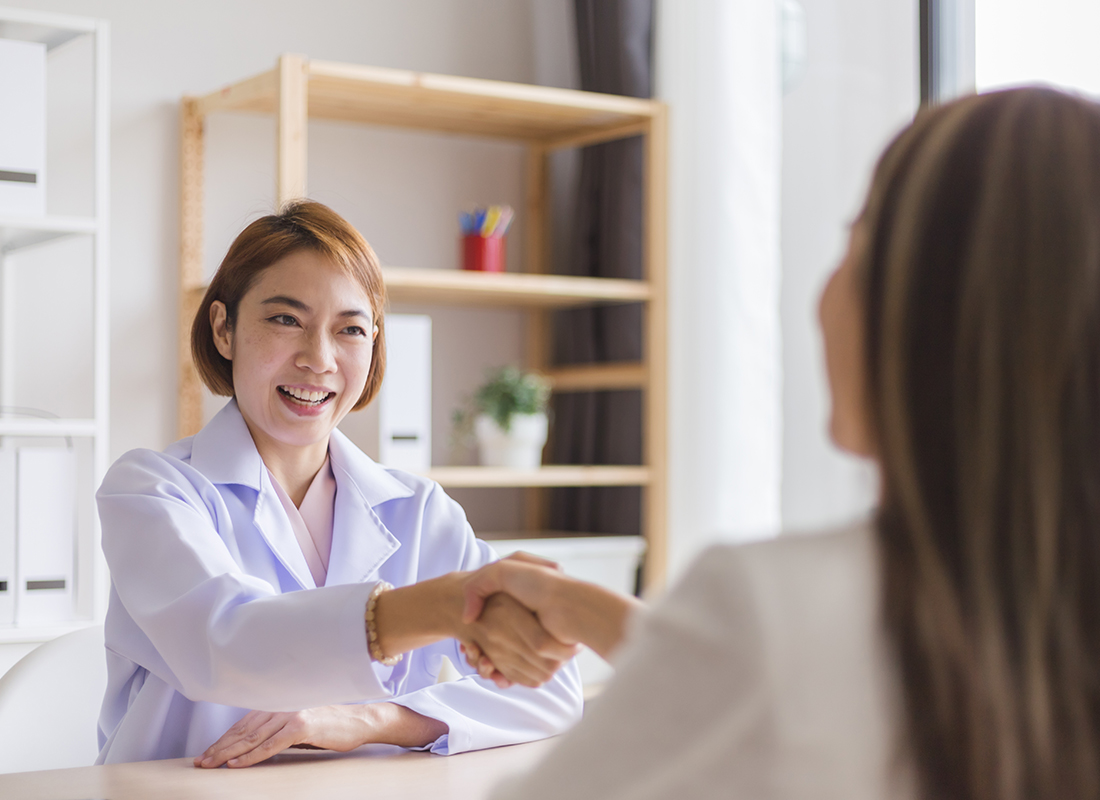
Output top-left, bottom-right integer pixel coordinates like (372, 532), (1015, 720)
(861, 88), (1100, 799)
(191, 200), (387, 411)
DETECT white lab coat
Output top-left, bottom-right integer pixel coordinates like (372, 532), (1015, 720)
(95, 399), (583, 764)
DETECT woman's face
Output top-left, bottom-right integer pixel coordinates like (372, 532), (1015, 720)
(819, 224), (875, 458)
(211, 249), (377, 454)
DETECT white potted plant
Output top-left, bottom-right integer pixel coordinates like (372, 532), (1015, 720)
(455, 367), (551, 469)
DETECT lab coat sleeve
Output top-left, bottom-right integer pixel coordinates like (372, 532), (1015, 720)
(382, 482), (585, 754)
(97, 449), (388, 711)
(488, 545), (772, 800)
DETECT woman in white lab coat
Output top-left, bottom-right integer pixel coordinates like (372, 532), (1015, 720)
(469, 87), (1100, 800)
(96, 201), (582, 766)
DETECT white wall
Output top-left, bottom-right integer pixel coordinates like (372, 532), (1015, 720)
(780, 0), (918, 530)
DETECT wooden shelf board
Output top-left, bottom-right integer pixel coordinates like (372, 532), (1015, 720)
(383, 267), (651, 308)
(195, 60), (660, 144)
(545, 362), (647, 392)
(0, 214), (98, 254)
(0, 418), (98, 437)
(423, 465), (650, 488)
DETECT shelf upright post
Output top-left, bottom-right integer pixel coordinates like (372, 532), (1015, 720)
(276, 54), (308, 205)
(523, 144), (552, 534)
(642, 106), (669, 590)
(91, 19), (112, 619)
(178, 96), (205, 439)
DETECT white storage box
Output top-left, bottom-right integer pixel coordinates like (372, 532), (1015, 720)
(15, 446), (75, 625)
(0, 38), (46, 216)
(379, 314), (432, 471)
(486, 535), (646, 685)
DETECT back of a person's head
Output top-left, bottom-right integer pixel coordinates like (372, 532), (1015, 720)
(859, 87), (1100, 800)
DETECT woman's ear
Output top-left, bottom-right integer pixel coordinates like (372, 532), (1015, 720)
(210, 301), (233, 361)
(372, 324), (379, 342)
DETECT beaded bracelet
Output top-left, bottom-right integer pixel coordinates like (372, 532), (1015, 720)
(365, 581), (403, 666)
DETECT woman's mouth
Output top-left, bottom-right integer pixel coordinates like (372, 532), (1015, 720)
(277, 386), (335, 408)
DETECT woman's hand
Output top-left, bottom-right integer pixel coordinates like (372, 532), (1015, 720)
(457, 592), (579, 689)
(194, 703), (447, 768)
(369, 570), (577, 689)
(461, 555), (644, 663)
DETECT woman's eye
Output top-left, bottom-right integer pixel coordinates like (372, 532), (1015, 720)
(343, 325), (367, 337)
(269, 314), (299, 326)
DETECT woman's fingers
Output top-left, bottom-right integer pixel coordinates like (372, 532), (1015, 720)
(223, 726), (299, 768)
(196, 710), (312, 768)
(461, 562), (508, 623)
(503, 551), (562, 570)
(461, 559), (561, 624)
(468, 594), (575, 687)
(196, 711), (290, 768)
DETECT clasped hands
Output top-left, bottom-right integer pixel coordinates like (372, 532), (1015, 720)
(196, 555), (637, 768)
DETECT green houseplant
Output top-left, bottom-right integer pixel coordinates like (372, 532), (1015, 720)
(454, 366), (551, 468)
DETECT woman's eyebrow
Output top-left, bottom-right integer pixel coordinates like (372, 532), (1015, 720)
(339, 309), (370, 320)
(261, 295), (309, 312)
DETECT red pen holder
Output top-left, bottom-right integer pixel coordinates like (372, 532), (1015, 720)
(462, 235), (505, 272)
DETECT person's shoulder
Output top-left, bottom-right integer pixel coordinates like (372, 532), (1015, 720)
(98, 438), (202, 497)
(662, 519), (877, 638)
(683, 519), (873, 588)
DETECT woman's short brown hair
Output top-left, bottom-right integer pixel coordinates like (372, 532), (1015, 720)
(191, 200), (387, 411)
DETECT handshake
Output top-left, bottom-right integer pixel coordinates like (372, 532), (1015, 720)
(372, 554), (644, 690)
(453, 553), (643, 689)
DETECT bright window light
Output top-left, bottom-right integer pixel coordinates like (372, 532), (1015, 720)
(976, 0), (1100, 95)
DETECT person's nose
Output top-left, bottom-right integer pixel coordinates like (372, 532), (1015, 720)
(297, 328), (337, 374)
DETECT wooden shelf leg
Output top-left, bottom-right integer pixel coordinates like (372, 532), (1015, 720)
(277, 54), (308, 205)
(179, 97), (205, 439)
(642, 109), (669, 591)
(524, 145), (551, 533)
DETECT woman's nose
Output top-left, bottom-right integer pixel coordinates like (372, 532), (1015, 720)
(297, 330), (337, 373)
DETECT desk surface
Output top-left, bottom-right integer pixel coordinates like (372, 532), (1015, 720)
(0, 739), (552, 800)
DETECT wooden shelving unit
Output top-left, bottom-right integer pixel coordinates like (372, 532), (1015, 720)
(178, 55), (668, 586)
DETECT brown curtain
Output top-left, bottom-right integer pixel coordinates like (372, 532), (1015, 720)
(548, 0), (653, 537)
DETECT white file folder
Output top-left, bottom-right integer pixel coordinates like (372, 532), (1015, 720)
(379, 315), (432, 472)
(0, 38), (46, 216)
(0, 443), (15, 625)
(15, 446), (75, 625)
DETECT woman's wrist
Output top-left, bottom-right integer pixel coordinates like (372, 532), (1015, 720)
(559, 579), (642, 661)
(371, 573), (467, 660)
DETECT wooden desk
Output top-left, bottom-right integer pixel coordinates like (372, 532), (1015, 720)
(0, 739), (552, 800)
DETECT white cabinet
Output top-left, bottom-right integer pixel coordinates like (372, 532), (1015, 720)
(0, 7), (109, 660)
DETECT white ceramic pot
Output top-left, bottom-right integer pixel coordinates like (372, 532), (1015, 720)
(474, 412), (549, 469)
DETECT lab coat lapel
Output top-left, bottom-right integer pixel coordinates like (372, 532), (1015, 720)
(190, 400), (316, 591)
(252, 473), (318, 590)
(324, 429), (412, 586)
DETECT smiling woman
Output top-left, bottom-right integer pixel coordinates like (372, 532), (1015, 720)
(94, 201), (583, 767)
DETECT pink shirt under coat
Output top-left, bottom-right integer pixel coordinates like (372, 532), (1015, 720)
(267, 456), (336, 587)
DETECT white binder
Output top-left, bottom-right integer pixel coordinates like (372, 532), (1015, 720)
(379, 315), (432, 472)
(15, 446), (75, 625)
(0, 38), (46, 216)
(0, 443), (15, 625)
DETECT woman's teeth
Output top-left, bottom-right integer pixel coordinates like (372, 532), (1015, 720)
(279, 386), (333, 405)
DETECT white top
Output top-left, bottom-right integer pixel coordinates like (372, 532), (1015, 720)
(267, 456), (336, 586)
(493, 521), (916, 800)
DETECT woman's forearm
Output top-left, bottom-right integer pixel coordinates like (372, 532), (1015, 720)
(560, 581), (644, 662)
(356, 703), (448, 748)
(371, 573), (466, 660)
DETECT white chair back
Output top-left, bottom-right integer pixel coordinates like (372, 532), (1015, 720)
(0, 625), (106, 774)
